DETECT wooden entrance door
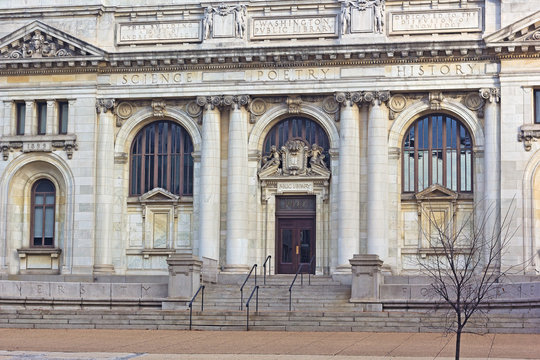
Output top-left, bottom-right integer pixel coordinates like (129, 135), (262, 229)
(276, 218), (315, 274)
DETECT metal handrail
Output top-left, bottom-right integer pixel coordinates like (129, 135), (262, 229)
(245, 285), (259, 331)
(262, 255), (271, 285)
(240, 264), (257, 310)
(188, 284), (205, 330)
(288, 255), (315, 311)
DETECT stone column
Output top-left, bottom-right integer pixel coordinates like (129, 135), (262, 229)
(366, 91), (390, 262)
(46, 100), (55, 135)
(224, 95), (250, 273)
(196, 96), (222, 267)
(24, 100), (34, 135)
(334, 92), (362, 270)
(480, 88), (501, 266)
(2, 101), (12, 136)
(93, 98), (115, 274)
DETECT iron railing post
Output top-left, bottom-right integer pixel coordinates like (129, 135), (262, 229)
(262, 255), (271, 285)
(245, 285), (259, 331)
(240, 264), (257, 310)
(188, 284), (205, 331)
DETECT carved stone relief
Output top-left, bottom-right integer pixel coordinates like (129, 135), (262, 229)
(151, 100), (167, 117)
(258, 139), (330, 178)
(249, 98), (267, 123)
(4, 30), (73, 59)
(388, 94), (407, 120)
(204, 3), (247, 40)
(340, 0), (385, 35)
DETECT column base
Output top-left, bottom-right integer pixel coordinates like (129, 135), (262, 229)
(222, 264), (251, 273)
(92, 264), (114, 274)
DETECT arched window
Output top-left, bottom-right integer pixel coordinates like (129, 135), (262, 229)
(130, 121), (193, 196)
(262, 117), (330, 166)
(403, 114), (473, 193)
(31, 179), (55, 247)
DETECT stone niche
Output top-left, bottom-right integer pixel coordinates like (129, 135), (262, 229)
(126, 188), (192, 272)
(400, 184), (473, 271)
(17, 248), (62, 274)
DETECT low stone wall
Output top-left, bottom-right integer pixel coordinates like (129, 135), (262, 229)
(0, 281), (167, 309)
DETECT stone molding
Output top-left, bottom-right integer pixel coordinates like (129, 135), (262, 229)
(479, 88), (501, 103)
(95, 98), (115, 114)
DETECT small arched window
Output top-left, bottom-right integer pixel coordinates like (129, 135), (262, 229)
(130, 121), (194, 196)
(31, 179), (55, 247)
(402, 114), (473, 193)
(262, 117), (330, 166)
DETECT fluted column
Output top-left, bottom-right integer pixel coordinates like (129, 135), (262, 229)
(335, 92), (362, 270)
(366, 91), (390, 262)
(197, 96), (222, 262)
(480, 88), (501, 266)
(94, 98), (115, 274)
(224, 95), (250, 273)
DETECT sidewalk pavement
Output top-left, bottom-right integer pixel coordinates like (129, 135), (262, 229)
(0, 329), (538, 359)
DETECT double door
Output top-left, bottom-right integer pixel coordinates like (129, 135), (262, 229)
(276, 218), (315, 274)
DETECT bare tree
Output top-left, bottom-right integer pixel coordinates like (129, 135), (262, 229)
(417, 201), (519, 360)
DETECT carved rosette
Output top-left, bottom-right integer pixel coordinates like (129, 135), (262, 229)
(95, 99), (115, 114)
(479, 88), (501, 103)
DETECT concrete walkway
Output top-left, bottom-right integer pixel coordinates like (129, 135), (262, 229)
(0, 329), (538, 359)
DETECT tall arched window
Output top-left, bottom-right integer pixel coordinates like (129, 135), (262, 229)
(130, 121), (194, 196)
(403, 114), (473, 193)
(263, 117), (330, 166)
(32, 179), (55, 247)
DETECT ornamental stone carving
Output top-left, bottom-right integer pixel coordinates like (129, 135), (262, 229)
(258, 139), (330, 178)
(334, 91), (363, 107)
(388, 94), (407, 119)
(196, 95), (223, 110)
(4, 30), (72, 59)
(223, 95), (250, 110)
(249, 97), (267, 123)
(96, 99), (115, 114)
(340, 0), (385, 35)
(286, 96), (302, 114)
(518, 124), (540, 151)
(204, 3), (247, 40)
(363, 90), (390, 106)
(151, 100), (167, 117)
(428, 92), (444, 110)
(480, 88), (501, 103)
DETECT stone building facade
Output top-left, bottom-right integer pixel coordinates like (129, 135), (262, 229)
(0, 0), (539, 281)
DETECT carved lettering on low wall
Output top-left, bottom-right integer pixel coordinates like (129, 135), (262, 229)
(389, 63), (486, 77)
(116, 21), (202, 45)
(251, 16), (338, 39)
(389, 9), (482, 35)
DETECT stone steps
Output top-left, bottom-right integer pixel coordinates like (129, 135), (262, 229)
(0, 308), (537, 333)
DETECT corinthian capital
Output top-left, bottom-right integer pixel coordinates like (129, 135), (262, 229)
(223, 95), (251, 110)
(363, 91), (390, 106)
(96, 98), (115, 114)
(479, 88), (500, 103)
(334, 91), (363, 107)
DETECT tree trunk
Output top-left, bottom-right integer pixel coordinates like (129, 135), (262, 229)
(455, 328), (462, 360)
